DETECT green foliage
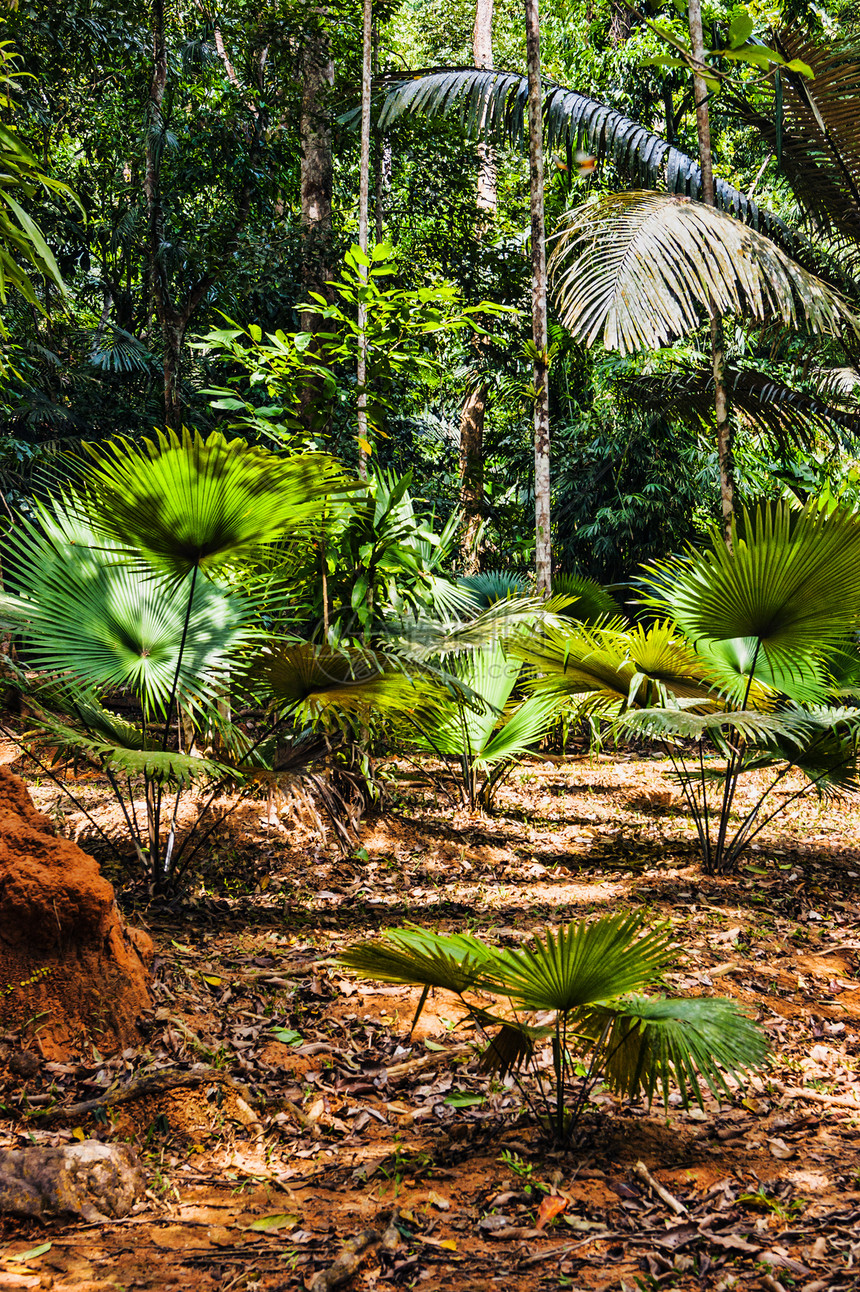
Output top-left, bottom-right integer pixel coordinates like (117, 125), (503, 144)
(1, 429), (362, 887)
(340, 913), (768, 1142)
(200, 243), (508, 462)
(411, 641), (560, 807)
(519, 500), (860, 872)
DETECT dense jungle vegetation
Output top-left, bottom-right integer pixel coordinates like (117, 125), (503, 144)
(2, 0), (860, 1288)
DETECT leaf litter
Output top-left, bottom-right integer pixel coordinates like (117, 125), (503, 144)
(1, 755), (860, 1289)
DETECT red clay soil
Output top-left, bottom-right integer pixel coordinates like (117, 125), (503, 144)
(0, 768), (152, 1060)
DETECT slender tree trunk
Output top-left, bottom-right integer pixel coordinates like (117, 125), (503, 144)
(299, 22), (334, 317)
(474, 0), (496, 216)
(144, 0), (172, 428)
(298, 17), (335, 434)
(525, 0), (552, 595)
(687, 0), (734, 546)
(458, 0), (495, 574)
(356, 0), (373, 477)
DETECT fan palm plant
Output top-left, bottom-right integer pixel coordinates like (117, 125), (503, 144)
(0, 429), (360, 887)
(514, 499), (860, 873)
(340, 913), (768, 1143)
(409, 641), (560, 809)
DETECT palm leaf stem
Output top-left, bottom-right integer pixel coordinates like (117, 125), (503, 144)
(171, 781), (261, 885)
(155, 564), (200, 874)
(664, 738), (708, 864)
(396, 711), (461, 807)
(102, 762), (147, 865)
(167, 710), (286, 874)
(712, 639), (763, 871)
(162, 783), (184, 874)
(726, 737), (858, 867)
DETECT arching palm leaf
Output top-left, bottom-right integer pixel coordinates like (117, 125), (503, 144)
(580, 996), (768, 1109)
(512, 620), (719, 707)
(379, 68), (793, 247)
(258, 642), (437, 722)
(550, 193), (860, 355)
(731, 32), (860, 256)
(617, 366), (860, 454)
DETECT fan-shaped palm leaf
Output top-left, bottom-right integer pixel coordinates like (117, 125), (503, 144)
(551, 573), (625, 624)
(579, 996), (768, 1109)
(643, 500), (860, 678)
(339, 925), (502, 995)
(550, 192), (860, 355)
(77, 429), (358, 580)
(457, 570), (530, 608)
(512, 620), (719, 708)
(3, 502), (254, 716)
(387, 594), (550, 663)
(490, 915), (673, 1012)
(27, 713), (226, 788)
(257, 642), (436, 722)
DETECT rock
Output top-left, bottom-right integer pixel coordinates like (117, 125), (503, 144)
(0, 1140), (144, 1222)
(0, 768), (153, 1059)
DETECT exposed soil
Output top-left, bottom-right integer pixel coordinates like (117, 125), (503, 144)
(1, 751), (860, 1291)
(0, 767), (152, 1059)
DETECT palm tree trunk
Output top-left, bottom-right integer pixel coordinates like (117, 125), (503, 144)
(687, 0), (735, 546)
(525, 0), (552, 595)
(458, 0), (495, 574)
(357, 0), (373, 478)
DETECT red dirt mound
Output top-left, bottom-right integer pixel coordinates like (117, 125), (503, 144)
(0, 768), (152, 1059)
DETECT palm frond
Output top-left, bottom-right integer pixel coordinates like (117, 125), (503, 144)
(257, 642), (436, 722)
(550, 193), (860, 356)
(379, 68), (793, 246)
(619, 705), (813, 745)
(731, 32), (860, 255)
(551, 573), (626, 624)
(579, 996), (769, 1109)
(512, 620), (718, 707)
(76, 429), (359, 580)
(490, 915), (673, 1012)
(478, 692), (561, 769)
(617, 367), (860, 453)
(457, 570), (530, 608)
(3, 500), (255, 716)
(386, 594), (550, 663)
(26, 714), (226, 788)
(339, 925), (502, 996)
(643, 500), (860, 678)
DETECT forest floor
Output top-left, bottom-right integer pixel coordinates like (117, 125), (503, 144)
(2, 752), (860, 1292)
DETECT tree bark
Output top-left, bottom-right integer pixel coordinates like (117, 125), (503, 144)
(144, 0), (265, 430)
(687, 0), (734, 547)
(458, 379), (486, 572)
(458, 0), (496, 574)
(474, 0), (496, 215)
(298, 16), (335, 434)
(525, 0), (552, 595)
(356, 0), (373, 477)
(299, 20), (334, 320)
